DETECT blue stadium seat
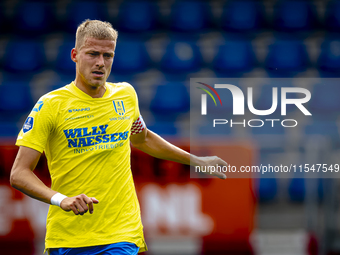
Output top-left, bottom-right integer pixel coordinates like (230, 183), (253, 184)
(221, 0), (264, 32)
(150, 82), (190, 121)
(213, 40), (255, 74)
(273, 1), (317, 31)
(112, 40), (150, 73)
(0, 81), (33, 120)
(4, 40), (45, 73)
(55, 41), (76, 74)
(117, 1), (158, 32)
(288, 178), (324, 202)
(257, 178), (278, 202)
(198, 119), (232, 136)
(309, 83), (340, 119)
(161, 41), (202, 73)
(65, 1), (107, 33)
(169, 1), (211, 32)
(288, 178), (305, 202)
(325, 1), (340, 31)
(148, 122), (178, 136)
(305, 121), (340, 141)
(14, 2), (55, 35)
(0, 123), (20, 137)
(265, 40), (309, 73)
(318, 39), (340, 73)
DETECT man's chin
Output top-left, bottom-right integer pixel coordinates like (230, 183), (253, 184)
(88, 80), (105, 88)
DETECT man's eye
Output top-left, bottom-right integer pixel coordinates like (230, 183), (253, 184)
(89, 53), (97, 56)
(104, 54), (113, 58)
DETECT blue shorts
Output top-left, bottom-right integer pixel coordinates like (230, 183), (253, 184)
(49, 242), (139, 255)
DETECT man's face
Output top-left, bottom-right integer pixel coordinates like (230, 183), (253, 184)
(72, 37), (116, 88)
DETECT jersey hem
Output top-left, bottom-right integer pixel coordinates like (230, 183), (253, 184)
(44, 237), (148, 253)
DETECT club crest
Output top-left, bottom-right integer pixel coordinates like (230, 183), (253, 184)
(112, 100), (125, 116)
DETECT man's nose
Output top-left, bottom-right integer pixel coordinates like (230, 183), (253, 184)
(96, 55), (104, 67)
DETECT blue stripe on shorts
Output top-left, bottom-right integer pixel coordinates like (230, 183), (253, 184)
(49, 242), (139, 255)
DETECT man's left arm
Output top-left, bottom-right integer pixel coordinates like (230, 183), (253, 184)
(130, 128), (227, 179)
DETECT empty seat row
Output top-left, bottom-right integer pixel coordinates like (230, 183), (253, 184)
(3, 37), (340, 74)
(2, 1), (340, 35)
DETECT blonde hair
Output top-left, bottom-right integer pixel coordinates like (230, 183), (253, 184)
(75, 19), (118, 50)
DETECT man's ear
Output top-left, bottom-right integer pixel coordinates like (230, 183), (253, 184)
(71, 48), (77, 63)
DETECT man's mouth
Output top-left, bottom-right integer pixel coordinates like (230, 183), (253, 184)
(92, 71), (104, 77)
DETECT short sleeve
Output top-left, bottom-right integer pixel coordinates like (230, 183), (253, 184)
(16, 96), (55, 153)
(128, 83), (141, 123)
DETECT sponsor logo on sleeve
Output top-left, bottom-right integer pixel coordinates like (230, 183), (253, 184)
(33, 101), (44, 112)
(23, 117), (34, 133)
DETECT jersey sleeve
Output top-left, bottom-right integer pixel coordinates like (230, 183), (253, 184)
(16, 96), (55, 153)
(124, 82), (146, 135)
(131, 115), (146, 135)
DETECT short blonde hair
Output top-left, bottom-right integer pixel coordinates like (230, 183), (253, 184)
(75, 19), (118, 50)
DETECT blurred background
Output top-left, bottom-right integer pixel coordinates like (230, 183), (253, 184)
(1, 0), (340, 254)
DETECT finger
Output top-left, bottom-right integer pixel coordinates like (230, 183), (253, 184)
(83, 196), (94, 214)
(70, 204), (79, 215)
(214, 172), (227, 179)
(74, 200), (85, 215)
(218, 158), (228, 167)
(77, 197), (89, 214)
(90, 197), (99, 204)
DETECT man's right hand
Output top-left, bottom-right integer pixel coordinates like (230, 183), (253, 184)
(60, 194), (99, 215)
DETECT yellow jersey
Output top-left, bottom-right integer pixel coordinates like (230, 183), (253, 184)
(16, 82), (147, 252)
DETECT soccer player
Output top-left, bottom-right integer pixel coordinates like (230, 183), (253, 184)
(10, 20), (227, 255)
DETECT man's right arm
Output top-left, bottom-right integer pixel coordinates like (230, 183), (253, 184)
(10, 146), (98, 215)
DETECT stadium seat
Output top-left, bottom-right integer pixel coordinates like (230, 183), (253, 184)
(265, 39), (309, 74)
(308, 82), (340, 119)
(65, 1), (107, 33)
(198, 120), (232, 136)
(213, 40), (255, 74)
(13, 2), (55, 35)
(318, 39), (340, 73)
(288, 178), (324, 202)
(55, 41), (76, 74)
(169, 1), (211, 32)
(305, 121), (340, 141)
(117, 1), (158, 32)
(257, 177), (278, 202)
(273, 1), (317, 31)
(160, 41), (202, 73)
(112, 40), (150, 73)
(150, 82), (190, 121)
(0, 81), (33, 120)
(288, 178), (305, 202)
(221, 0), (264, 32)
(4, 40), (45, 73)
(0, 123), (20, 138)
(148, 121), (178, 136)
(324, 1), (340, 32)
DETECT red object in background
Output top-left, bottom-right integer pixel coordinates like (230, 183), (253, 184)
(134, 142), (256, 254)
(0, 181), (35, 255)
(0, 142), (256, 254)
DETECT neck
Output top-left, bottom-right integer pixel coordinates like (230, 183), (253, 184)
(74, 77), (106, 98)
